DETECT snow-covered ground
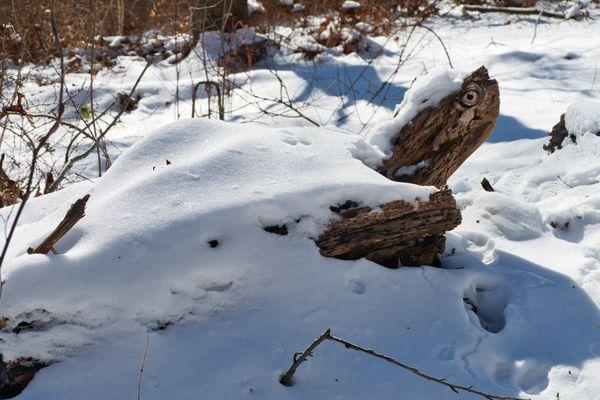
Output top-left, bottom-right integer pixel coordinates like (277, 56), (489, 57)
(2, 6), (600, 400)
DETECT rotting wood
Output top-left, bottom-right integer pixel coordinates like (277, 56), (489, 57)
(315, 190), (461, 268)
(27, 194), (90, 255)
(379, 66), (500, 188)
(316, 66), (502, 268)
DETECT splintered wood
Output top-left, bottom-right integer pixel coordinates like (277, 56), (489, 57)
(27, 194), (90, 255)
(380, 66), (500, 188)
(316, 190), (462, 268)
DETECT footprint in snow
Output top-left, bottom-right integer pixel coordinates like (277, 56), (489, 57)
(463, 279), (509, 334)
(348, 279), (366, 295)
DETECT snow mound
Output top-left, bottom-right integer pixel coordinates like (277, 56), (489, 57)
(565, 97), (600, 137)
(0, 119), (433, 361)
(364, 68), (466, 158)
(466, 192), (545, 241)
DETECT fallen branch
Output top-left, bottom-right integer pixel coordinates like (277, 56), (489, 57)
(463, 5), (568, 19)
(27, 194), (90, 255)
(280, 329), (526, 400)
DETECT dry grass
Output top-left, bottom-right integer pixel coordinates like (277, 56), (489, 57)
(1, 0), (444, 64)
(2, 0), (593, 64)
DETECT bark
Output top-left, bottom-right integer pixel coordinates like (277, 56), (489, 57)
(316, 66), (501, 268)
(543, 114), (576, 153)
(379, 66), (500, 188)
(315, 190), (461, 268)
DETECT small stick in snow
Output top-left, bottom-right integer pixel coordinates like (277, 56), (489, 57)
(279, 329), (331, 386)
(136, 335), (150, 400)
(27, 194), (91, 255)
(280, 328), (527, 400)
(481, 177), (495, 192)
(556, 175), (573, 189)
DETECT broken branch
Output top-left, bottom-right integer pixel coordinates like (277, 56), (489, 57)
(280, 328), (526, 400)
(27, 194), (90, 255)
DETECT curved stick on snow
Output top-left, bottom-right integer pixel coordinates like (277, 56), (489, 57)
(191, 80), (223, 120)
(280, 329), (526, 400)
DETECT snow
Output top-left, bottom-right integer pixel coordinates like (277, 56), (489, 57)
(341, 1), (361, 10)
(279, 0), (293, 6)
(394, 160), (429, 178)
(364, 68), (466, 158)
(0, 119), (433, 362)
(565, 97), (600, 137)
(248, 0), (265, 14)
(2, 5), (600, 400)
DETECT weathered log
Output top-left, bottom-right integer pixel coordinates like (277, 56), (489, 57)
(380, 66), (500, 188)
(27, 194), (90, 255)
(315, 190), (461, 268)
(316, 66), (500, 268)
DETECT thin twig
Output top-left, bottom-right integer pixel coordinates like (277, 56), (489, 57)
(191, 80), (223, 119)
(556, 175), (573, 189)
(137, 335), (150, 400)
(46, 61), (151, 193)
(280, 329), (526, 400)
(408, 24), (453, 68)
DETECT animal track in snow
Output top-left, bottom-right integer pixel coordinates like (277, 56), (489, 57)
(348, 279), (366, 295)
(282, 135), (311, 146)
(463, 279), (509, 334)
